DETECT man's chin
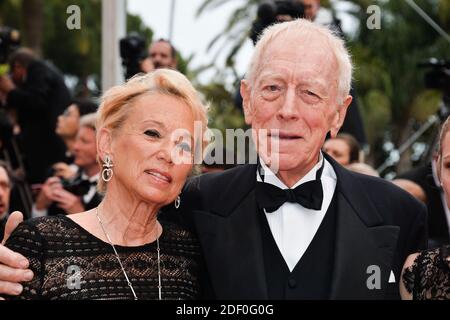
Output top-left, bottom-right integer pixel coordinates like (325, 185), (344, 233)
(262, 153), (307, 174)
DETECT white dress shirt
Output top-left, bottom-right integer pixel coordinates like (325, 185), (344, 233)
(81, 172), (100, 205)
(257, 153), (337, 271)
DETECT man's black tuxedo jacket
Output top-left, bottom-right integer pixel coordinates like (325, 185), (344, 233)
(166, 154), (427, 300)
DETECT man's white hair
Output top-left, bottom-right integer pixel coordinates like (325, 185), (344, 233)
(246, 19), (353, 104)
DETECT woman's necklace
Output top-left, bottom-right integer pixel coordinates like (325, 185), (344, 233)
(95, 207), (162, 300)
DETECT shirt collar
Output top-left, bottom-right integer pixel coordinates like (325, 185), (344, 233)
(81, 172), (100, 183)
(257, 152), (326, 189)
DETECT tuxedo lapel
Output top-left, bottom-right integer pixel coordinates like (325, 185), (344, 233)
(192, 165), (268, 299)
(325, 154), (400, 299)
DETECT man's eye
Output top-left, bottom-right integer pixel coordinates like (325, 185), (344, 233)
(305, 90), (318, 97)
(300, 90), (321, 103)
(144, 129), (161, 138)
(266, 85), (281, 92)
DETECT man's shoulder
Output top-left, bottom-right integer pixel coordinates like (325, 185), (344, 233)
(344, 169), (422, 201)
(186, 164), (255, 192)
(182, 164), (256, 211)
(341, 168), (427, 220)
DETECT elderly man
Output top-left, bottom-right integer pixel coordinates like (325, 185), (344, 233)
(0, 20), (426, 300)
(185, 19), (426, 299)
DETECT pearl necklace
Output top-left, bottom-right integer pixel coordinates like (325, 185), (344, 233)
(95, 207), (162, 300)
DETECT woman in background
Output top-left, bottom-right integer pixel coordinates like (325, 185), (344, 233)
(400, 116), (450, 300)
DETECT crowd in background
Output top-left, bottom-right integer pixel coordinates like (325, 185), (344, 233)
(0, 0), (447, 301)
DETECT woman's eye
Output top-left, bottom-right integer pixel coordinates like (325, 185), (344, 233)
(177, 142), (192, 153)
(144, 129), (161, 138)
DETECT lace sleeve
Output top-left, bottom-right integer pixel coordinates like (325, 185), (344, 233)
(402, 257), (418, 297)
(4, 220), (46, 300)
(402, 247), (450, 300)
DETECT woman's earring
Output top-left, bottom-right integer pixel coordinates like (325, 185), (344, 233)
(102, 155), (114, 182)
(175, 195), (181, 209)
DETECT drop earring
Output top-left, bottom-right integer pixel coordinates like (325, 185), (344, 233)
(175, 195), (181, 209)
(102, 155), (114, 182)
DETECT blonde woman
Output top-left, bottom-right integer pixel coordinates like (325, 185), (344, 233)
(3, 69), (208, 300)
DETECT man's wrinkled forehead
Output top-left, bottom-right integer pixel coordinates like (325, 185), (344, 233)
(254, 32), (338, 80)
(263, 30), (333, 60)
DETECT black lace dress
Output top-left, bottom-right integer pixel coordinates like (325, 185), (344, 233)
(402, 245), (450, 300)
(4, 214), (203, 300)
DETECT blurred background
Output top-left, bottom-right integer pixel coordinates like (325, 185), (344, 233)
(0, 0), (449, 220)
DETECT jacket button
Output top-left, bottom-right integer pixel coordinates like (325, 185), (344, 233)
(288, 278), (297, 288)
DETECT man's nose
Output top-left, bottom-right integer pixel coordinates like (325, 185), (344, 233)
(277, 87), (299, 121)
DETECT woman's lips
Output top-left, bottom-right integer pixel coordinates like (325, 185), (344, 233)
(144, 169), (172, 184)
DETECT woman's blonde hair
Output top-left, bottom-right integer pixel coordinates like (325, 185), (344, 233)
(437, 116), (450, 179)
(96, 69), (209, 192)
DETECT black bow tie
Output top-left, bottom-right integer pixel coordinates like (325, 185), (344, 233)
(256, 160), (324, 213)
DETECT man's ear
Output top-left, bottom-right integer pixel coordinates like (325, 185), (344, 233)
(329, 95), (352, 138)
(240, 79), (253, 125)
(97, 128), (113, 162)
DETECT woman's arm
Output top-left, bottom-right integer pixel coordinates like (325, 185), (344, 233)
(400, 252), (420, 300)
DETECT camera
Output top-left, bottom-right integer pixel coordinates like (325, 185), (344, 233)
(0, 26), (20, 76)
(119, 32), (148, 80)
(250, 1), (305, 44)
(60, 176), (93, 197)
(418, 58), (450, 95)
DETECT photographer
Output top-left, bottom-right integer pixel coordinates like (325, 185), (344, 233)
(120, 35), (177, 79)
(32, 113), (101, 217)
(148, 38), (178, 70)
(0, 48), (70, 185)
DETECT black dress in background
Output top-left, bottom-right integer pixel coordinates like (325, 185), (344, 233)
(4, 214), (203, 300)
(402, 245), (450, 300)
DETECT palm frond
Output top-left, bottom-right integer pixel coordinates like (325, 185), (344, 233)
(196, 0), (234, 18)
